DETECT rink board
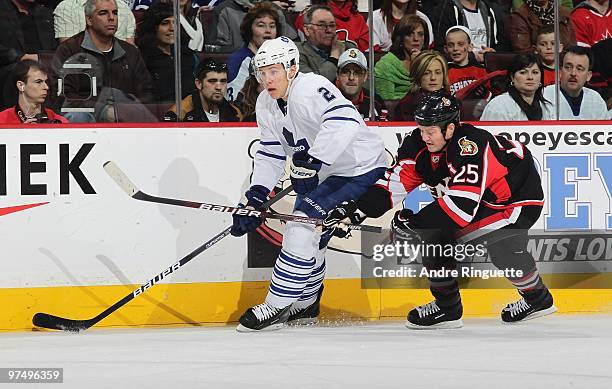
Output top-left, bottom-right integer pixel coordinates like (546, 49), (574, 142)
(1, 121), (611, 331)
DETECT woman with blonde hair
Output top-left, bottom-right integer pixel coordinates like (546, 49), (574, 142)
(395, 50), (449, 121)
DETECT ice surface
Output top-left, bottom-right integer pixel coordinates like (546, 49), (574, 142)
(1, 315), (611, 388)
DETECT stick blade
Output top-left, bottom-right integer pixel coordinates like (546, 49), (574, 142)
(33, 312), (91, 333)
(103, 161), (140, 197)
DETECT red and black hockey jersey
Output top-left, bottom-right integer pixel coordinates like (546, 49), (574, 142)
(358, 124), (544, 230)
(356, 127), (450, 218)
(434, 123), (544, 228)
(448, 62), (491, 99)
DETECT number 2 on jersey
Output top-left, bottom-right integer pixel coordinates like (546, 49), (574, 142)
(317, 87), (336, 102)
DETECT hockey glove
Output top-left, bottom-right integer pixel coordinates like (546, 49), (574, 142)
(290, 151), (322, 195)
(230, 185), (269, 237)
(391, 209), (422, 243)
(323, 200), (367, 238)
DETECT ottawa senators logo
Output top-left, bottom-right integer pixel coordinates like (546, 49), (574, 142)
(458, 136), (478, 156)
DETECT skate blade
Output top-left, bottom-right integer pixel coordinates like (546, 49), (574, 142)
(236, 323), (286, 332)
(287, 317), (318, 326)
(405, 319), (463, 330)
(502, 305), (558, 324)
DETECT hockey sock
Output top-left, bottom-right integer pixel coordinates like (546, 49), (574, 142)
(292, 262), (326, 310)
(265, 218), (320, 308)
(429, 276), (461, 308)
(507, 268), (548, 302)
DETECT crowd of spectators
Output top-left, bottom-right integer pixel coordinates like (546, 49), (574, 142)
(0, 0), (610, 124)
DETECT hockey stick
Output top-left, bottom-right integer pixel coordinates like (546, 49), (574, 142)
(103, 161), (382, 233)
(31, 184), (294, 332)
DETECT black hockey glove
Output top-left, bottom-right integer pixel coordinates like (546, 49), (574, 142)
(230, 185), (269, 237)
(390, 209), (421, 243)
(290, 151), (322, 195)
(323, 200), (367, 238)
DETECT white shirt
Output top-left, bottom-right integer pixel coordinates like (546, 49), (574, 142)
(543, 85), (610, 120)
(369, 9), (434, 52)
(252, 73), (387, 191)
(481, 93), (555, 121)
(205, 111), (220, 122)
(463, 7), (488, 51)
(54, 0), (136, 41)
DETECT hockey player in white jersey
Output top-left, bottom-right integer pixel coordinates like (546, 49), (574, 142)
(230, 37), (388, 332)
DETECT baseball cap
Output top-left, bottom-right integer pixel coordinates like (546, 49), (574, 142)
(338, 48), (367, 70)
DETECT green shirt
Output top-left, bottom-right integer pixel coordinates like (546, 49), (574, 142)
(374, 52), (412, 100)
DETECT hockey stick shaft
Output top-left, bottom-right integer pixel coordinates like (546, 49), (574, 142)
(103, 161), (382, 233)
(32, 184), (294, 332)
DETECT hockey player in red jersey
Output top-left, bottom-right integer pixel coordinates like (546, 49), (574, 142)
(324, 91), (556, 329)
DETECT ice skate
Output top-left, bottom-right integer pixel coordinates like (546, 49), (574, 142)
(405, 300), (463, 329)
(501, 289), (557, 323)
(287, 285), (324, 326)
(236, 302), (291, 332)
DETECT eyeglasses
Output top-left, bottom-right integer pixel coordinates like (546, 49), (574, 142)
(339, 68), (366, 77)
(306, 23), (337, 31)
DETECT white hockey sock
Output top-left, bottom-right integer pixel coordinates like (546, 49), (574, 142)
(265, 218), (320, 308)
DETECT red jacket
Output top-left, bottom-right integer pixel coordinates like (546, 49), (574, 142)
(571, 1), (612, 47)
(0, 107), (68, 124)
(296, 2), (369, 52)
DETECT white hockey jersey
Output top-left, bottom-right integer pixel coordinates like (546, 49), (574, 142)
(543, 85), (610, 120)
(251, 72), (387, 191)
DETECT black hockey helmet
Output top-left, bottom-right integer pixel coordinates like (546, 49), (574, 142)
(413, 91), (461, 133)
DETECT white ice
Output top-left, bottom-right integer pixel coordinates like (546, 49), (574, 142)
(2, 315), (611, 389)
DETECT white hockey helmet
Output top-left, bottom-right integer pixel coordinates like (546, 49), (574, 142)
(254, 36), (299, 82)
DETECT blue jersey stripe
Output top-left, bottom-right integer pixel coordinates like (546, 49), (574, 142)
(322, 116), (360, 124)
(257, 150), (286, 161)
(322, 104), (356, 116)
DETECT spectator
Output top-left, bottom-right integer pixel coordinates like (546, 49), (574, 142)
(445, 25), (490, 98)
(52, 0), (154, 122)
(226, 2), (278, 101)
(0, 0), (58, 110)
(534, 24), (561, 86)
(295, 1), (369, 52)
(370, 0), (434, 52)
(507, 0), (575, 53)
(136, 2), (195, 103)
(374, 14), (428, 100)
(512, 0), (573, 9)
(297, 5), (356, 82)
(426, 0), (509, 62)
(395, 50), (449, 120)
(543, 46), (609, 119)
(54, 0), (136, 44)
(336, 48), (388, 120)
(212, 0), (297, 52)
(169, 0), (204, 53)
(164, 59), (242, 122)
(571, 0), (612, 48)
(234, 59), (263, 122)
(0, 60), (68, 124)
(481, 53), (553, 120)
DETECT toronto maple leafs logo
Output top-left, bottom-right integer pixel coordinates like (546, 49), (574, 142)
(282, 127), (310, 153)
